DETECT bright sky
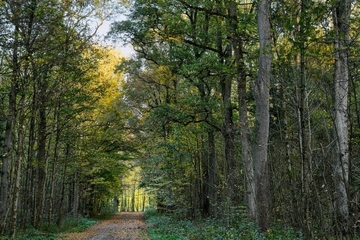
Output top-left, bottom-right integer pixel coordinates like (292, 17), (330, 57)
(96, 19), (134, 58)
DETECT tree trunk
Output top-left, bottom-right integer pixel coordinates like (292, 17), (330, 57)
(142, 195), (146, 212)
(295, 1), (313, 234)
(48, 102), (61, 227)
(11, 129), (23, 237)
(200, 133), (210, 217)
(0, 24), (19, 231)
(131, 183), (136, 212)
(207, 130), (216, 216)
(333, 0), (351, 235)
(0, 84), (15, 232)
(229, 1), (256, 220)
(221, 73), (236, 208)
(73, 170), (79, 217)
(254, 0), (272, 231)
(56, 161), (68, 226)
(24, 84), (37, 227)
(34, 86), (48, 228)
(11, 87), (26, 236)
(238, 67), (255, 221)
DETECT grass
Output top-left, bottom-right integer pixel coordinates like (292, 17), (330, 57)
(143, 208), (304, 240)
(0, 212), (117, 240)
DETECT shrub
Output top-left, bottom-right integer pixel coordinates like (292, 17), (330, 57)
(144, 208), (303, 240)
(0, 217), (98, 240)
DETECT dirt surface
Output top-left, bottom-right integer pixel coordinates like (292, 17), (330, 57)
(61, 212), (149, 240)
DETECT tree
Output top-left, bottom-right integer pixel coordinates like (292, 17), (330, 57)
(109, 0), (360, 237)
(0, 0), (123, 233)
(110, 0), (259, 218)
(332, 0), (351, 235)
(253, 0), (272, 231)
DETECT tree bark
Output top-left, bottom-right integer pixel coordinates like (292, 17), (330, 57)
(238, 69), (255, 221)
(48, 101), (61, 227)
(254, 0), (272, 231)
(0, 23), (19, 231)
(56, 165), (67, 226)
(333, 0), (351, 235)
(73, 170), (79, 218)
(34, 77), (48, 228)
(10, 83), (26, 236)
(207, 130), (216, 216)
(0, 85), (15, 232)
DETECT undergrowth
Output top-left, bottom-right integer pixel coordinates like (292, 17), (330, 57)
(144, 208), (303, 240)
(0, 212), (114, 240)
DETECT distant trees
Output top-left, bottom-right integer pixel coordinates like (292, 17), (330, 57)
(110, 0), (360, 238)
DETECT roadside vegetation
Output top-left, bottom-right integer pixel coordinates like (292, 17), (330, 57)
(144, 208), (303, 240)
(0, 213), (115, 240)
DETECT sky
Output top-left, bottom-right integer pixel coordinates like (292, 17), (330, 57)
(95, 18), (134, 58)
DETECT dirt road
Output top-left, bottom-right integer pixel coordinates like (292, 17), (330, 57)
(62, 212), (149, 240)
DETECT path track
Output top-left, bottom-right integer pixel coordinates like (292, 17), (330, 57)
(62, 212), (148, 240)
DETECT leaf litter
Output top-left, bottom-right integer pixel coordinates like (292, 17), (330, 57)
(61, 212), (149, 240)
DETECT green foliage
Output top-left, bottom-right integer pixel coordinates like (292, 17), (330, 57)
(110, 0), (360, 237)
(46, 217), (97, 234)
(0, 217), (97, 240)
(1, 229), (57, 240)
(144, 208), (303, 240)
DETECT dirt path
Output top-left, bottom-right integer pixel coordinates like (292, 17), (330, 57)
(61, 212), (149, 240)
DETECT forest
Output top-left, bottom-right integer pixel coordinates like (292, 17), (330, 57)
(0, 0), (359, 239)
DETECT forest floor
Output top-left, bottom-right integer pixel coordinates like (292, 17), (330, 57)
(60, 212), (149, 240)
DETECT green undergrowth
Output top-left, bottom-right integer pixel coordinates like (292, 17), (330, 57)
(144, 208), (303, 240)
(0, 212), (115, 240)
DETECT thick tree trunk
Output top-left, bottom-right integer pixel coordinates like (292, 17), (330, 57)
(238, 72), (255, 221)
(221, 74), (236, 207)
(254, 0), (272, 231)
(333, 0), (351, 234)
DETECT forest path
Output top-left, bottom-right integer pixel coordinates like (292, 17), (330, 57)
(61, 212), (149, 240)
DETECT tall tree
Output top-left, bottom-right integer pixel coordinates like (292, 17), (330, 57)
(332, 0), (352, 235)
(254, 0), (272, 231)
